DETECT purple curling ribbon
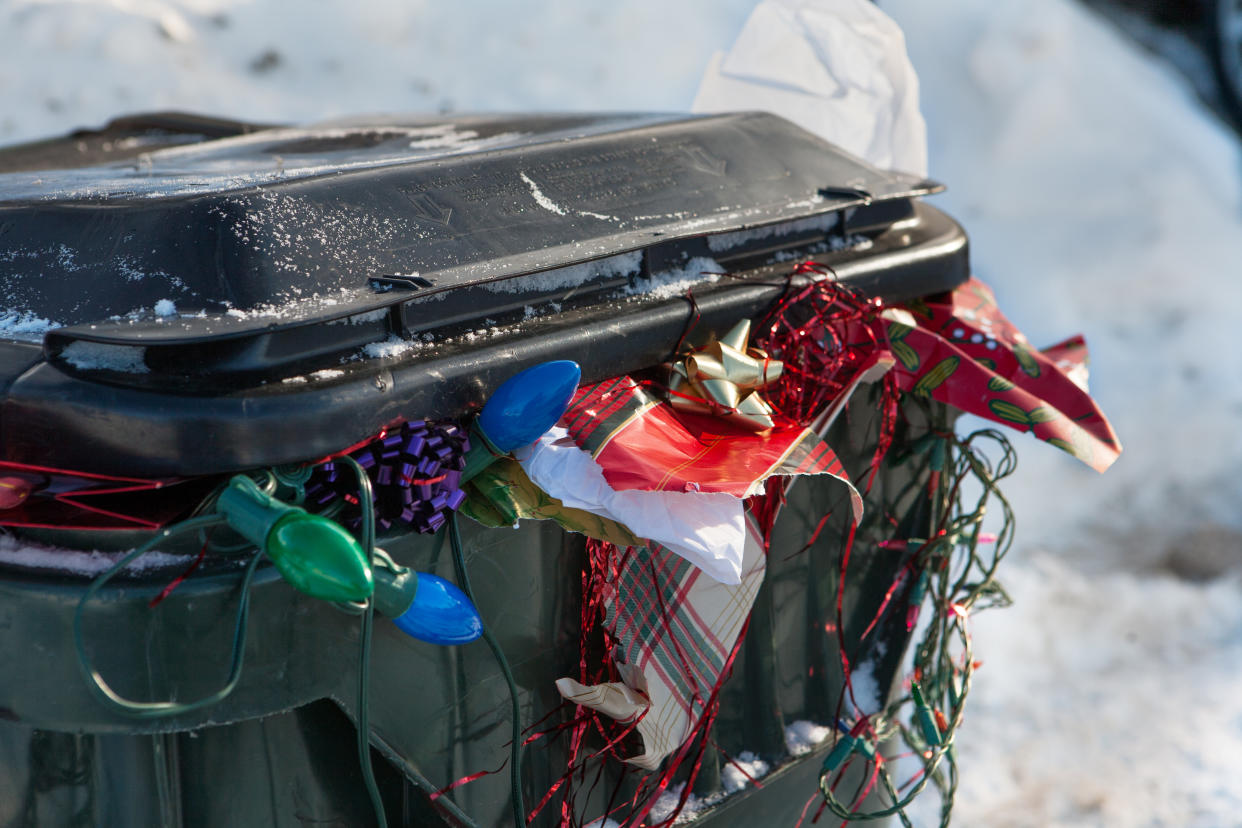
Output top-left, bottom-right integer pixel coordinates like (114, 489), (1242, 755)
(305, 419), (470, 534)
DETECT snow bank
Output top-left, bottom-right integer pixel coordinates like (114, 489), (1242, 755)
(884, 0), (1242, 550)
(881, 0), (1242, 823)
(0, 0), (757, 147)
(907, 555), (1242, 827)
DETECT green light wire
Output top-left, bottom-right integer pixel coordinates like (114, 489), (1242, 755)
(339, 455), (389, 828)
(75, 462), (389, 827)
(817, 426), (1016, 826)
(449, 511), (527, 828)
(72, 513), (261, 719)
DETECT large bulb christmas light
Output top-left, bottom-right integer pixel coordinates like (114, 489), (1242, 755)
(372, 563), (483, 645)
(461, 360), (581, 482)
(217, 475), (374, 602)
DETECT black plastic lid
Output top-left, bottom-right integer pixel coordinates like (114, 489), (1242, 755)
(0, 112), (937, 339)
(0, 111), (967, 477)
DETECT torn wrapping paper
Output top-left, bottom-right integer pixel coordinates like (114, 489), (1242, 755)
(891, 278), (1122, 471)
(541, 273), (1122, 818)
(556, 513), (768, 771)
(514, 428), (747, 584)
(1039, 334), (1091, 392)
(462, 337), (875, 583)
(692, 0), (928, 176)
(561, 375), (863, 511)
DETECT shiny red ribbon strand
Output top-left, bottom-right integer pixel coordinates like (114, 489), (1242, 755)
(428, 759), (508, 802)
(148, 531), (212, 608)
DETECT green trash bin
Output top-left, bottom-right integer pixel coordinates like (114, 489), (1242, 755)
(0, 111), (969, 827)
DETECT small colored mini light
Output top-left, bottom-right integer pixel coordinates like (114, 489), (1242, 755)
(910, 681), (943, 747)
(821, 733), (859, 773)
(371, 563), (483, 645)
(0, 476), (32, 511)
(217, 475), (374, 602)
(461, 360), (581, 482)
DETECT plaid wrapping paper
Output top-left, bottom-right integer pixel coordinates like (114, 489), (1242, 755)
(556, 510), (768, 770)
(552, 367), (871, 771)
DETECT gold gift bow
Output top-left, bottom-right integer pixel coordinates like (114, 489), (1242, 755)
(667, 319), (784, 430)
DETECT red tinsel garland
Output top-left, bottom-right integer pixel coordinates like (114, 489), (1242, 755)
(538, 270), (896, 827)
(753, 264), (900, 492)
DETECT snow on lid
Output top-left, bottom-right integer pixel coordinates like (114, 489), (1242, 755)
(153, 299), (177, 317)
(0, 533), (194, 576)
(60, 340), (149, 373)
(219, 287), (364, 323)
(624, 256), (724, 300)
(326, 307), (389, 326)
(0, 310), (60, 343)
(705, 211), (840, 253)
(0, 124), (526, 202)
(520, 171), (568, 216)
(362, 334), (427, 360)
(484, 250), (642, 295)
(354, 253), (732, 366)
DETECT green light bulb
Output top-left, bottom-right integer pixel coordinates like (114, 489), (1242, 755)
(217, 475), (373, 602)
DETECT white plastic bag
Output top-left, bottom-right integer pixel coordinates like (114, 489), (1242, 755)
(693, 0), (928, 176)
(514, 427), (747, 585)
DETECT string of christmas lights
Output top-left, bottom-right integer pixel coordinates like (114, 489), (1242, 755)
(815, 422), (1016, 827)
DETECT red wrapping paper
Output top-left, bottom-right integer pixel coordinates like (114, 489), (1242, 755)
(560, 375), (862, 518)
(891, 277), (1121, 471)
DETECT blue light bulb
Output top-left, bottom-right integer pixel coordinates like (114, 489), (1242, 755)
(391, 573), (483, 646)
(372, 564), (483, 646)
(477, 360), (581, 452)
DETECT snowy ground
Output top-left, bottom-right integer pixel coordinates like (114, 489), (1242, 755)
(884, 1), (1242, 825)
(3, 0), (1241, 825)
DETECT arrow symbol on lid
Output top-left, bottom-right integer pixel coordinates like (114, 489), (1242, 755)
(404, 192), (454, 226)
(681, 145), (727, 176)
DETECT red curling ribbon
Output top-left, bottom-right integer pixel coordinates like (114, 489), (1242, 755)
(148, 532), (211, 608)
(0, 460), (181, 531)
(858, 561), (916, 642)
(428, 759), (508, 802)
